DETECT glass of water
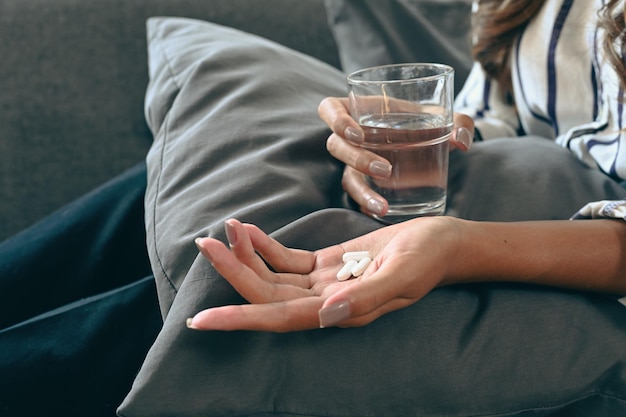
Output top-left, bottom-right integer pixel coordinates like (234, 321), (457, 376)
(347, 63), (454, 223)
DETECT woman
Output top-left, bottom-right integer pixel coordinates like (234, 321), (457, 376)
(188, 0), (626, 332)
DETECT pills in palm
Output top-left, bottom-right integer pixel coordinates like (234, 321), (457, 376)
(337, 251), (372, 281)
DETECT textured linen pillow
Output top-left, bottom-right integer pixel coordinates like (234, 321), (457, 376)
(119, 16), (626, 417)
(323, 0), (474, 93)
(139, 17), (349, 317)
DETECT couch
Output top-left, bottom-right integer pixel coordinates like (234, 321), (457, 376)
(0, 0), (476, 243)
(0, 0), (344, 242)
(2, 1), (625, 417)
(0, 0), (465, 413)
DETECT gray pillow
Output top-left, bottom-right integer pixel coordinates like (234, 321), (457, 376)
(118, 16), (626, 417)
(140, 17), (348, 317)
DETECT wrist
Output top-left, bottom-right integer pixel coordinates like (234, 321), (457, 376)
(405, 216), (468, 287)
(434, 217), (484, 287)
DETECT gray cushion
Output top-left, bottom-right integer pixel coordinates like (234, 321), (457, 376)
(140, 17), (348, 317)
(118, 16), (626, 417)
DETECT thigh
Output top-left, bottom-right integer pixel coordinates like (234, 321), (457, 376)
(0, 275), (161, 417)
(0, 162), (151, 328)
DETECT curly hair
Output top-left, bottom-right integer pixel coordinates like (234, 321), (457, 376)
(472, 0), (626, 99)
(599, 0), (626, 88)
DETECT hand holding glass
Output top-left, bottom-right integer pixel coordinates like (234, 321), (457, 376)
(347, 63), (454, 222)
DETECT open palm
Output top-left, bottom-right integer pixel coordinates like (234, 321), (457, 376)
(190, 217), (455, 332)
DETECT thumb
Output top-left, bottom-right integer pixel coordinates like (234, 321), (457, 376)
(451, 126), (473, 151)
(318, 279), (416, 328)
(317, 264), (406, 328)
(317, 250), (439, 328)
(451, 112), (475, 151)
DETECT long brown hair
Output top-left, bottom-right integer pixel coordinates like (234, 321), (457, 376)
(472, 0), (626, 98)
(599, 0), (626, 89)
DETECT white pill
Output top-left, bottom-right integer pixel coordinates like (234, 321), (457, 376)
(337, 260), (358, 281)
(342, 251), (371, 263)
(350, 257), (371, 277)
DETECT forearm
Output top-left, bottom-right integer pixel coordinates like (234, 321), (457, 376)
(447, 218), (626, 295)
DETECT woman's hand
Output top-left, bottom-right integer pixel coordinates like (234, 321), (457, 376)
(188, 216), (460, 332)
(318, 97), (475, 217)
(187, 217), (626, 332)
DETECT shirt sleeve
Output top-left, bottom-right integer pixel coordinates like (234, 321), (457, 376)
(555, 63), (626, 182)
(570, 198), (626, 221)
(454, 62), (520, 140)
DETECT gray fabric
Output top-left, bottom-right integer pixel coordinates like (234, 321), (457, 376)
(447, 136), (626, 221)
(0, 0), (338, 242)
(119, 17), (626, 417)
(140, 17), (347, 317)
(323, 0), (474, 94)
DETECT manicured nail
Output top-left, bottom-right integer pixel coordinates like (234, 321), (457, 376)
(367, 198), (385, 216)
(345, 126), (364, 143)
(225, 221), (237, 246)
(369, 161), (392, 178)
(195, 237), (215, 264)
(455, 127), (473, 151)
(319, 300), (351, 328)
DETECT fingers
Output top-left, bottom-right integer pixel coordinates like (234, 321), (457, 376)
(187, 297), (325, 332)
(326, 133), (392, 179)
(192, 222), (436, 331)
(450, 113), (475, 151)
(195, 234), (312, 303)
(320, 96), (474, 155)
(320, 97), (392, 180)
(318, 97), (363, 143)
(195, 236), (269, 303)
(342, 166), (388, 217)
(241, 222), (316, 274)
(189, 243), (419, 331)
(317, 95), (391, 218)
(225, 219), (276, 283)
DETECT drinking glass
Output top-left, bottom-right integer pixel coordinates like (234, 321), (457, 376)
(347, 63), (454, 223)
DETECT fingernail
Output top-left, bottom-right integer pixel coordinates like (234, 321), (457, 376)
(369, 161), (392, 178)
(186, 318), (197, 329)
(195, 237), (215, 264)
(345, 126), (364, 144)
(319, 300), (351, 328)
(455, 127), (473, 151)
(367, 198), (385, 216)
(225, 221), (237, 246)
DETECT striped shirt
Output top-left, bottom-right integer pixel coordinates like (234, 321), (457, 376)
(455, 0), (626, 223)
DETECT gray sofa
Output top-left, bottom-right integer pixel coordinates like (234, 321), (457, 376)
(5, 1), (624, 416)
(1, 0), (476, 242)
(0, 0), (341, 242)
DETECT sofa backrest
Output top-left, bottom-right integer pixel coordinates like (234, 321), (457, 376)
(0, 0), (339, 241)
